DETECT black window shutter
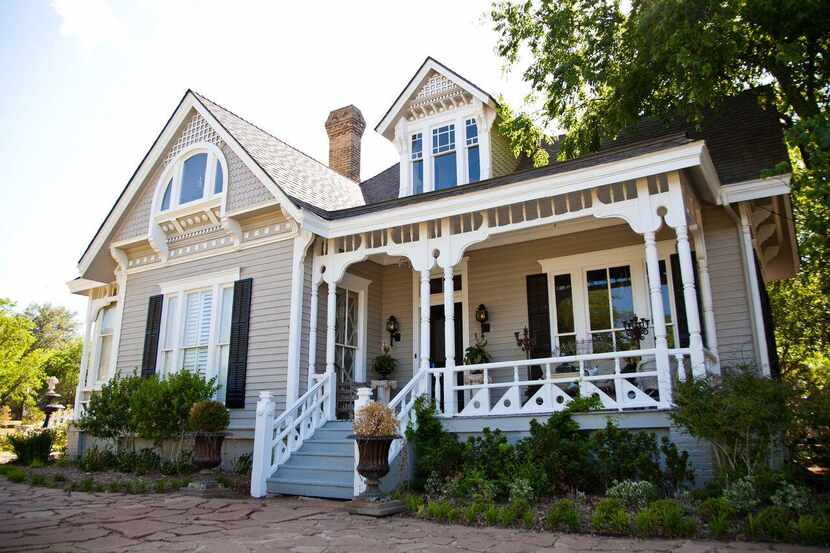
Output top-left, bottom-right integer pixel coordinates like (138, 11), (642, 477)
(526, 274), (552, 358)
(669, 252), (706, 348)
(141, 295), (164, 378)
(226, 278), (253, 408)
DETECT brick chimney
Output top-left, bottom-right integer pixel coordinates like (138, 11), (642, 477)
(325, 105), (365, 181)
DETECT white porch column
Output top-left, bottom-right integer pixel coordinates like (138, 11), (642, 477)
(307, 280), (320, 391)
(419, 270), (431, 370)
(325, 282), (337, 374)
(644, 231), (672, 404)
(73, 297), (96, 420)
(442, 265), (456, 416)
(739, 206), (771, 376)
(691, 226), (718, 356)
(675, 224), (705, 377)
(286, 231), (314, 405)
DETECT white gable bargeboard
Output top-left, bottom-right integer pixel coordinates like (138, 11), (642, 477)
(113, 110), (277, 243)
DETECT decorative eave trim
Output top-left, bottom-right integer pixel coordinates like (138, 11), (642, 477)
(66, 278), (109, 295)
(720, 174), (792, 204)
(375, 57), (498, 140)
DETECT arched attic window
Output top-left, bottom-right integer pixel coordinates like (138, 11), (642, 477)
(156, 143), (227, 214)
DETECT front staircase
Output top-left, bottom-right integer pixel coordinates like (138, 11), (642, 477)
(265, 420), (354, 499)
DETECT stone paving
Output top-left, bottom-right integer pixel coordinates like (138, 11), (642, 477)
(0, 481), (825, 553)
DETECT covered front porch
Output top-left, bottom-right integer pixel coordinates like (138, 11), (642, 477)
(250, 162), (726, 496)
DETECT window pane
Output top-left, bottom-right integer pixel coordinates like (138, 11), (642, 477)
(465, 118), (478, 145)
(219, 287), (233, 343)
(468, 145), (480, 183)
(554, 274), (574, 333)
(96, 335), (112, 381)
(411, 133), (422, 159)
(432, 124), (455, 154)
(609, 266), (634, 328)
(183, 291), (212, 347)
(182, 346), (209, 377)
(412, 159), (423, 194)
(587, 269), (611, 330)
(214, 160), (223, 194)
(180, 153), (207, 204)
(100, 305), (116, 332)
(591, 331), (615, 353)
(161, 179), (172, 211)
(434, 151), (457, 190)
(346, 291), (358, 346)
(164, 296), (178, 348)
(335, 288), (346, 344)
(558, 335), (576, 356)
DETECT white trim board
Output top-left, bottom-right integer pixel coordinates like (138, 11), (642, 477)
(720, 174), (791, 204)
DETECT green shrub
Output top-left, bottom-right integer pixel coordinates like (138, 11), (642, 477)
(130, 370), (217, 445)
(116, 448), (161, 475)
(591, 498), (630, 535)
(425, 500), (453, 522)
(79, 477), (95, 493)
(770, 481), (811, 511)
(660, 437), (695, 494)
(78, 374), (143, 444)
(606, 480), (658, 510)
(723, 476), (760, 513)
(498, 504), (520, 527)
(53, 473), (66, 483)
(233, 453), (253, 475)
(519, 410), (593, 494)
(159, 450), (193, 475)
(671, 368), (792, 476)
(634, 500), (696, 538)
(406, 397), (463, 489)
(106, 481), (122, 493)
(462, 428), (515, 493)
(30, 473), (46, 486)
(545, 499), (581, 532)
(507, 477), (535, 504)
(6, 429), (54, 465)
(5, 466), (26, 483)
(709, 512), (733, 540)
(746, 506), (793, 542)
(698, 497), (736, 523)
(405, 494), (424, 513)
(590, 423), (661, 490)
(78, 446), (117, 472)
(464, 501), (484, 524)
(484, 503), (499, 525)
(188, 400), (230, 433)
(793, 514), (830, 546)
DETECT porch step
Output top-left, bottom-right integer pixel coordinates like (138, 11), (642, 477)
(266, 421), (355, 500)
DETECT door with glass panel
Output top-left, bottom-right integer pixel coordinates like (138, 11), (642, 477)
(334, 287), (359, 419)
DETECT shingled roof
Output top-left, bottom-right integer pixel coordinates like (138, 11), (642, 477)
(192, 91), (366, 212)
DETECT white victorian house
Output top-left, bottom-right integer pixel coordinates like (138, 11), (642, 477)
(69, 57), (797, 499)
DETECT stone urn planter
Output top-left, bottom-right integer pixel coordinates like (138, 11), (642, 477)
(187, 400), (230, 473)
(191, 431), (227, 470)
(350, 434), (400, 500)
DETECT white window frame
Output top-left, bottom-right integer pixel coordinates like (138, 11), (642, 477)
(86, 298), (117, 388)
(465, 117), (480, 183)
(411, 132), (424, 194)
(539, 242), (680, 352)
(431, 122), (458, 191)
(152, 142), (228, 218)
(157, 268), (240, 400)
(335, 273), (370, 383)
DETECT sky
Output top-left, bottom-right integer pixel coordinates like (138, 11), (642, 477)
(0, 0), (535, 322)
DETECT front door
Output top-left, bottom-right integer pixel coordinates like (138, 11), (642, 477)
(334, 287), (359, 419)
(429, 302), (464, 410)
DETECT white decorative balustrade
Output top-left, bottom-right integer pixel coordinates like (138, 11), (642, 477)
(386, 369), (431, 462)
(250, 370), (336, 497)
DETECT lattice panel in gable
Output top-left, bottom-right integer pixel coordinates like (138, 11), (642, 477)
(163, 112), (223, 165)
(414, 72), (461, 100)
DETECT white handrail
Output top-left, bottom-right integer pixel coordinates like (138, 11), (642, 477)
(250, 370), (335, 497)
(386, 368), (431, 463)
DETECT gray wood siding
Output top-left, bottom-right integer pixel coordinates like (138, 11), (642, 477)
(380, 265), (415, 382)
(701, 206), (758, 368)
(347, 261), (384, 382)
(116, 239), (294, 431)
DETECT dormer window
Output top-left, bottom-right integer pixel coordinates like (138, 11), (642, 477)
(411, 133), (424, 194)
(466, 118), (480, 183)
(155, 143), (227, 215)
(432, 124), (457, 190)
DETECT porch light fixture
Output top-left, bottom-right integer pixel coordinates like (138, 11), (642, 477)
(475, 304), (490, 334)
(386, 315), (401, 347)
(623, 316), (650, 345)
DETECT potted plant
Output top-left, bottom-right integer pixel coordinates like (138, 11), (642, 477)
(464, 333), (492, 366)
(372, 343), (398, 379)
(349, 401), (399, 500)
(188, 400), (229, 470)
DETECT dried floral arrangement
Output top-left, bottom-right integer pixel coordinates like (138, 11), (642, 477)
(352, 401), (399, 437)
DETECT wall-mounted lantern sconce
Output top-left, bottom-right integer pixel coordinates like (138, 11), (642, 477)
(386, 315), (401, 347)
(475, 304), (490, 334)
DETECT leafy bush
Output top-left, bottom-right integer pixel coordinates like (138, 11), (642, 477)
(116, 448), (161, 475)
(723, 476), (760, 513)
(698, 497), (737, 523)
(607, 480), (658, 510)
(671, 367), (792, 477)
(6, 429), (54, 465)
(746, 506), (793, 542)
(78, 374), (142, 445)
(406, 397), (463, 488)
(793, 514), (830, 546)
(634, 500), (696, 538)
(464, 501), (484, 524)
(188, 400), (230, 433)
(545, 499), (581, 532)
(130, 370), (217, 445)
(788, 382), (830, 470)
(591, 498), (630, 535)
(507, 477), (535, 504)
(771, 482), (811, 511)
(0, 465), (27, 482)
(233, 453), (253, 475)
(660, 437), (695, 495)
(450, 468), (496, 503)
(484, 503), (499, 525)
(78, 446), (117, 472)
(519, 410), (593, 494)
(159, 449), (193, 475)
(590, 423), (661, 490)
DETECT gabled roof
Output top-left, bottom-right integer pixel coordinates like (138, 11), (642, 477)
(193, 92), (365, 211)
(375, 57), (499, 140)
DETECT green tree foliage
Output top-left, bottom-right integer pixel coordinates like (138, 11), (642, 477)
(23, 303), (78, 351)
(0, 300), (49, 408)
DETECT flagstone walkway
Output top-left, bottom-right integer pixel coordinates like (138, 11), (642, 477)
(0, 481), (823, 553)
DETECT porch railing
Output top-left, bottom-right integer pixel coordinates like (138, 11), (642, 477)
(250, 370), (336, 497)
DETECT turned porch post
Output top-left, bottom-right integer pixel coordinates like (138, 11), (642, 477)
(325, 282), (337, 374)
(442, 265), (457, 416)
(675, 224), (706, 377)
(644, 231), (672, 405)
(307, 281), (320, 391)
(691, 226), (718, 356)
(419, 270), (431, 371)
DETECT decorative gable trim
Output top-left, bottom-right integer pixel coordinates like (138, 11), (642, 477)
(375, 57), (498, 140)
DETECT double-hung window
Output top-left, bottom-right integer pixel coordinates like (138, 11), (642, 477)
(465, 118), (480, 183)
(585, 266), (636, 353)
(432, 124), (457, 190)
(411, 133), (424, 194)
(91, 305), (116, 384)
(159, 270), (238, 401)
